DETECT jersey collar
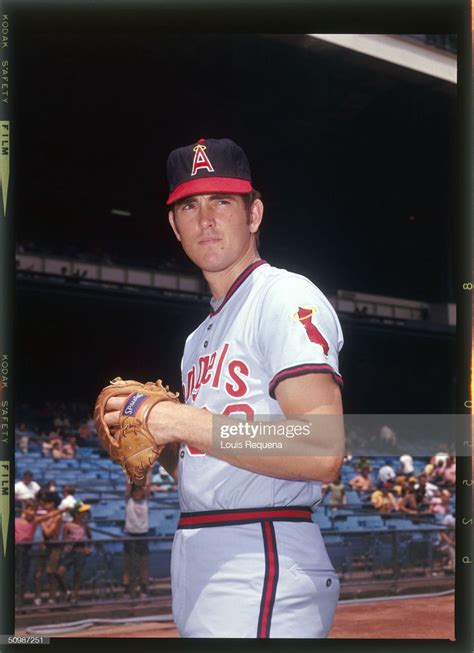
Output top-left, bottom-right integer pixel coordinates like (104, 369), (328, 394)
(209, 259), (268, 317)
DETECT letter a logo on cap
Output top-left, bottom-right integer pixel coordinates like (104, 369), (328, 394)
(191, 142), (215, 176)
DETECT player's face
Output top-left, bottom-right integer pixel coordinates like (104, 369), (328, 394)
(168, 194), (263, 273)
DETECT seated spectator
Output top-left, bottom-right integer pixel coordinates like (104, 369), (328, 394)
(392, 475), (406, 497)
(397, 453), (414, 477)
(15, 471), (41, 502)
(397, 484), (425, 515)
(62, 437), (77, 459)
(15, 500), (38, 604)
(348, 467), (373, 492)
(429, 489), (452, 515)
(429, 460), (446, 485)
(438, 457), (456, 488)
(415, 473), (438, 508)
(431, 449), (450, 466)
(424, 462), (435, 477)
(377, 461), (396, 486)
(324, 476), (346, 509)
(51, 442), (63, 461)
(355, 456), (372, 473)
(371, 482), (398, 513)
(58, 501), (93, 604)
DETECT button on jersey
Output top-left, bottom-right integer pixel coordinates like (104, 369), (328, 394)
(178, 261), (344, 512)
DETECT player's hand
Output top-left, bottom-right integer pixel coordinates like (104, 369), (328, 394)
(103, 394), (178, 446)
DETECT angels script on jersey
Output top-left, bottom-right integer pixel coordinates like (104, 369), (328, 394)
(182, 343), (250, 403)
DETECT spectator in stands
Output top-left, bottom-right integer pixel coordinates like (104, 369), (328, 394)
(62, 436), (77, 459)
(397, 453), (414, 477)
(41, 481), (63, 514)
(15, 471), (41, 502)
(437, 511), (455, 571)
(392, 476), (406, 497)
(58, 501), (93, 604)
(438, 457), (456, 488)
(379, 425), (397, 451)
(16, 423), (33, 453)
(34, 492), (67, 605)
(51, 442), (63, 461)
(429, 489), (452, 515)
(397, 484), (421, 516)
(123, 476), (151, 598)
(355, 456), (372, 473)
(371, 481), (398, 513)
(15, 500), (38, 604)
(414, 473), (438, 508)
(428, 460), (446, 485)
(431, 448), (450, 467)
(377, 461), (396, 486)
(348, 467), (373, 492)
(58, 486), (77, 523)
(324, 476), (346, 509)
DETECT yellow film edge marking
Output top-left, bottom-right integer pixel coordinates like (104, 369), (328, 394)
(0, 461), (9, 557)
(0, 121), (10, 217)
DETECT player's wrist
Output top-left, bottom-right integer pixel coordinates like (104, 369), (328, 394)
(148, 401), (180, 443)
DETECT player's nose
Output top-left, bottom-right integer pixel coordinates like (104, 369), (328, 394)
(197, 203), (216, 229)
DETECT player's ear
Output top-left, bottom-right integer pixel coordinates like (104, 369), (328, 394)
(248, 199), (264, 234)
(168, 210), (182, 242)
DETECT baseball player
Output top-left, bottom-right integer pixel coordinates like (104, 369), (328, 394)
(103, 138), (344, 638)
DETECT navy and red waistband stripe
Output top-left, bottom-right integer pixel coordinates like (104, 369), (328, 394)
(178, 505), (313, 529)
(210, 259), (268, 317)
(269, 363), (344, 399)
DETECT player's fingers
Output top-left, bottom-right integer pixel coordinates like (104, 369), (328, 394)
(104, 410), (121, 428)
(105, 396), (127, 412)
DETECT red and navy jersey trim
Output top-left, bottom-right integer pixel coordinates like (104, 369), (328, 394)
(210, 259), (268, 317)
(269, 363), (344, 399)
(178, 505), (313, 529)
(257, 521), (279, 638)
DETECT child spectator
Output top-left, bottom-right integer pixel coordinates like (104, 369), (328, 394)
(58, 486), (77, 523)
(324, 476), (346, 509)
(33, 492), (67, 605)
(58, 501), (93, 604)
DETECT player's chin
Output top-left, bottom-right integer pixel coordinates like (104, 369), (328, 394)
(190, 251), (230, 273)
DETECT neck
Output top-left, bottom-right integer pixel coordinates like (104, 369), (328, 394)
(204, 248), (261, 302)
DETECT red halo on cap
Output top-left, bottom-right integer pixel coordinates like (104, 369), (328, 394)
(167, 177), (253, 205)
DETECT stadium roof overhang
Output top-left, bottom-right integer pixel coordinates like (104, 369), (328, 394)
(306, 34), (457, 84)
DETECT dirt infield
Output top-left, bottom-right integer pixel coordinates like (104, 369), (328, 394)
(48, 594), (454, 639)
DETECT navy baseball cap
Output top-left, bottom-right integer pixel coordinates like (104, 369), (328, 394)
(166, 137), (254, 205)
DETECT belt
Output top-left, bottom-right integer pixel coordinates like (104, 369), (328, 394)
(178, 505), (313, 529)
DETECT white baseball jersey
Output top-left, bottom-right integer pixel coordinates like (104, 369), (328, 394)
(178, 260), (343, 511)
(172, 260), (344, 638)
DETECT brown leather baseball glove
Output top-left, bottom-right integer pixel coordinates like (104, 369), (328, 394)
(94, 377), (179, 485)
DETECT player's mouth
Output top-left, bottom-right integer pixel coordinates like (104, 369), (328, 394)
(198, 237), (222, 245)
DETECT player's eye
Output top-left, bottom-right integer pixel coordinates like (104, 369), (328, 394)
(181, 202), (196, 211)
